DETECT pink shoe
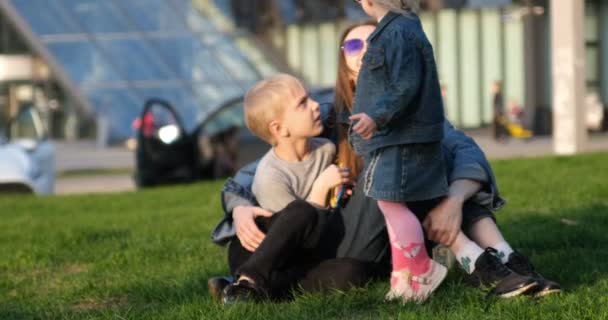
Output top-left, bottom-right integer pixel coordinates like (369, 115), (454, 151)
(385, 269), (415, 302)
(385, 260), (447, 303)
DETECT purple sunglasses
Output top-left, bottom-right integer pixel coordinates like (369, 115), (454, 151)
(341, 38), (365, 56)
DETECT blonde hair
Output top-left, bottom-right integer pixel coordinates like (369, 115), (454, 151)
(243, 73), (304, 145)
(374, 0), (419, 15)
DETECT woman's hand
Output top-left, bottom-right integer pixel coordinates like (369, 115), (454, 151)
(423, 179), (482, 246)
(422, 196), (463, 246)
(349, 113), (377, 140)
(233, 205), (273, 252)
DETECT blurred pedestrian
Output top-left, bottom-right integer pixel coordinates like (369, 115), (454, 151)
(491, 81), (509, 142)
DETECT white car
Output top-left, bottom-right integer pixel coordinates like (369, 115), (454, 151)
(0, 106), (55, 194)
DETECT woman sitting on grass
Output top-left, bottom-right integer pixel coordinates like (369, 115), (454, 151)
(333, 20), (560, 298)
(210, 21), (560, 302)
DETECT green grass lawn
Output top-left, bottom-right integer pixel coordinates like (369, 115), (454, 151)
(1, 153), (608, 320)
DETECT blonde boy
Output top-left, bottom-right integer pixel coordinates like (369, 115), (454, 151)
(222, 74), (354, 304)
(245, 73), (349, 211)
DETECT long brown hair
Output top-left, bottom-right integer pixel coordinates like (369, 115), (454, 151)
(334, 21), (378, 179)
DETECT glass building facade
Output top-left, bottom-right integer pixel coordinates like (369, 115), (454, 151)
(0, 0), (277, 143)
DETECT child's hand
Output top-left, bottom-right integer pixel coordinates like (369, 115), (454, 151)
(331, 184), (355, 204)
(316, 165), (350, 190)
(349, 113), (377, 140)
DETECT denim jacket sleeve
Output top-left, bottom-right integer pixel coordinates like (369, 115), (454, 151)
(211, 161), (259, 246)
(367, 29), (423, 129)
(442, 121), (506, 211)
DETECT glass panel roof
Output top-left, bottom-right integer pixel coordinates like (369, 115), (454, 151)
(114, 0), (189, 32)
(84, 88), (143, 138)
(61, 0), (132, 33)
(11, 0), (80, 35)
(47, 41), (122, 84)
(172, 0), (215, 32)
(150, 36), (216, 82)
(4, 0), (273, 141)
(96, 38), (174, 81)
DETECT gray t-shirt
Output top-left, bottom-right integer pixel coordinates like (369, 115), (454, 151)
(252, 138), (336, 213)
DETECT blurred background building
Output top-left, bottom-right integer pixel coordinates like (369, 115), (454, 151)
(0, 0), (605, 145)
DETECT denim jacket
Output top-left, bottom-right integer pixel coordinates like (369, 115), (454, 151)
(351, 12), (445, 155)
(211, 116), (506, 245)
(442, 121), (506, 211)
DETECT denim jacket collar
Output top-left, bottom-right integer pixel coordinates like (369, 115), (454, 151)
(368, 11), (400, 42)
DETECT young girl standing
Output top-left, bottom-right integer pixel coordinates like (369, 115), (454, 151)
(349, 0), (448, 302)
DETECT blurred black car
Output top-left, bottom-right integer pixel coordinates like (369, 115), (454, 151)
(134, 88), (334, 188)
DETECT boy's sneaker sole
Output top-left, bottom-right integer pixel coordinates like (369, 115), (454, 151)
(535, 287), (562, 298)
(505, 251), (563, 298)
(495, 280), (538, 298)
(222, 278), (268, 305)
(207, 276), (233, 303)
(531, 280), (562, 298)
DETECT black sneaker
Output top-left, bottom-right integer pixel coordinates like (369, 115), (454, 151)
(506, 251), (562, 297)
(468, 248), (538, 298)
(207, 276), (233, 303)
(222, 278), (268, 305)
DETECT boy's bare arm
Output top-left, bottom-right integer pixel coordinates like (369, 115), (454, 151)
(307, 165), (350, 208)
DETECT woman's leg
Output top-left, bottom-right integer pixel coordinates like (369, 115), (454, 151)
(245, 258), (370, 300)
(447, 232), (485, 274)
(296, 258), (370, 294)
(468, 217), (513, 263)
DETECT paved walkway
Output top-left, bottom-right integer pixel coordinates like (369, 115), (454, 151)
(53, 132), (608, 195)
(54, 141), (134, 173)
(55, 174), (135, 195)
(465, 130), (608, 160)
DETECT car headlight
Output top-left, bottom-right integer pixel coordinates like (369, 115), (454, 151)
(157, 125), (180, 144)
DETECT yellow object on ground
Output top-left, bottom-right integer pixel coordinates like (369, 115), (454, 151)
(506, 123), (533, 138)
(498, 116), (533, 139)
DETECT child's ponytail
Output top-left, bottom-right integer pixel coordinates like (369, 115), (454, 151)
(374, 0), (420, 15)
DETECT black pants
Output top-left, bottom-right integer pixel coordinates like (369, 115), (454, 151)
(228, 200), (369, 299)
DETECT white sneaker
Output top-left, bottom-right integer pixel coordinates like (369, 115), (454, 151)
(385, 260), (447, 303)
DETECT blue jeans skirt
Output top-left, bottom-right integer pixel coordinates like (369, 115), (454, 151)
(362, 142), (448, 202)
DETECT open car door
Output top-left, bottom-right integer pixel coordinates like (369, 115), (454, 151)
(135, 99), (199, 187)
